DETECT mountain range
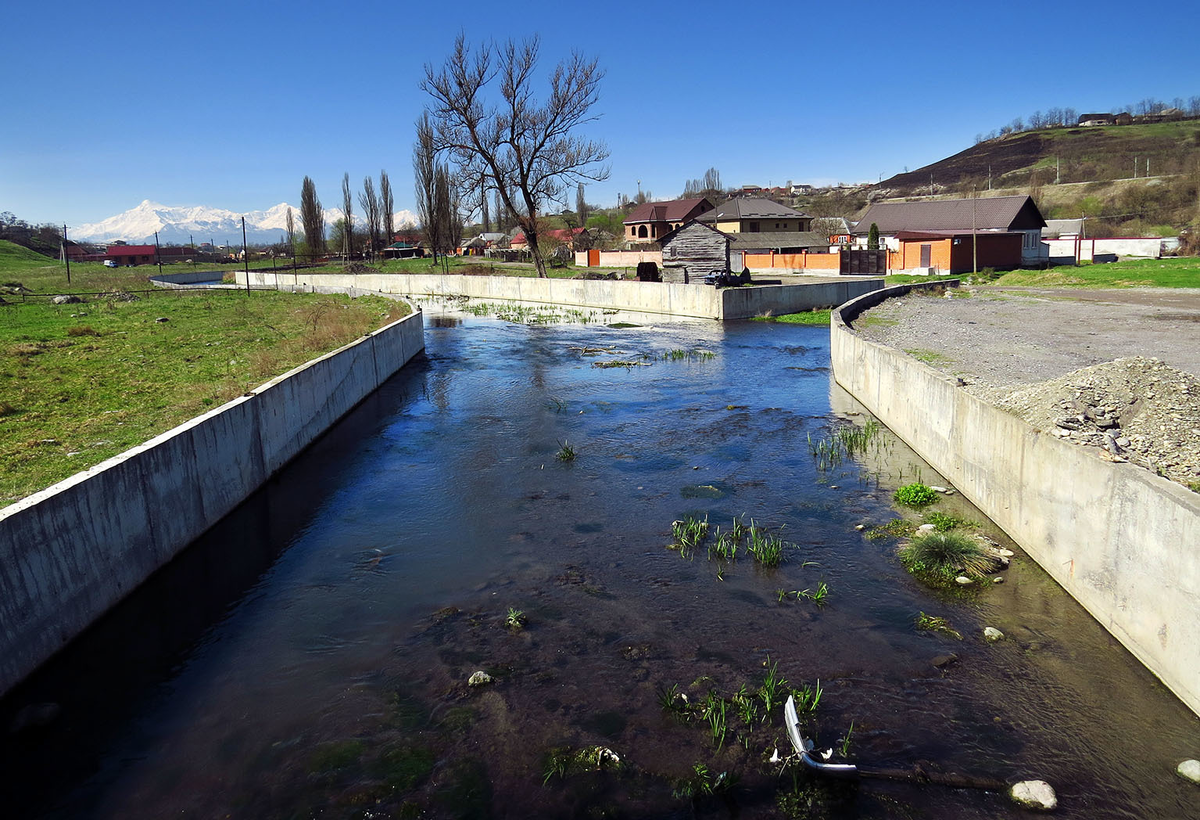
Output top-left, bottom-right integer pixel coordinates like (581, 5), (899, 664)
(72, 200), (419, 245)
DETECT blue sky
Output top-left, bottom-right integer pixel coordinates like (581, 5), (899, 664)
(3, 0), (1198, 228)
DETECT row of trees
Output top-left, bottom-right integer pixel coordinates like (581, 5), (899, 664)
(976, 96), (1200, 144)
(295, 170), (396, 260)
(0, 212), (62, 256)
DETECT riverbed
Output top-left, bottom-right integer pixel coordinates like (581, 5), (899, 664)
(2, 307), (1196, 819)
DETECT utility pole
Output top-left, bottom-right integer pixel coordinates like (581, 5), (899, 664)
(242, 216), (250, 296)
(63, 224), (71, 285)
(972, 188), (978, 277)
(154, 230), (162, 277)
(1056, 157), (1060, 184)
(988, 166), (992, 191)
(930, 173), (934, 197)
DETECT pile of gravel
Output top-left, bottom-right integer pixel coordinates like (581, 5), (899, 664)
(980, 357), (1200, 486)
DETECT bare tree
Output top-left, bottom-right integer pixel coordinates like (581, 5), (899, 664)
(359, 175), (382, 259)
(414, 111), (442, 262)
(341, 172), (354, 260)
(380, 170), (395, 247)
(421, 34), (609, 277)
(299, 176), (325, 257)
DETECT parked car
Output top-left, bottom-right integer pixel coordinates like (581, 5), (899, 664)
(103, 259), (117, 267)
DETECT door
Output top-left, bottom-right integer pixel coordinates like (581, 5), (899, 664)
(920, 244), (931, 267)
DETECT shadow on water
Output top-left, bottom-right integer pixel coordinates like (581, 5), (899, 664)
(2, 308), (1197, 820)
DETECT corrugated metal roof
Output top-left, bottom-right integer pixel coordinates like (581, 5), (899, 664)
(851, 195), (1045, 234)
(729, 231), (828, 251)
(699, 197), (811, 222)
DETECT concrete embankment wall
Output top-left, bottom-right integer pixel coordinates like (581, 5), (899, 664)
(149, 270), (227, 287)
(831, 284), (1200, 716)
(242, 271), (882, 320)
(0, 309), (425, 697)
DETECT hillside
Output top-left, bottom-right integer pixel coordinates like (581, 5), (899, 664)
(872, 120), (1200, 237)
(0, 239), (56, 268)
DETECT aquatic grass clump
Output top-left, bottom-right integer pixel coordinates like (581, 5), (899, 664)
(542, 745), (621, 785)
(792, 679), (822, 714)
(746, 523), (785, 568)
(758, 657), (789, 715)
(864, 519), (916, 541)
(900, 531), (995, 583)
(707, 528), (739, 562)
(701, 692), (729, 749)
(654, 348), (716, 363)
(915, 611), (963, 640)
(672, 762), (736, 799)
(505, 608), (527, 630)
(657, 683), (692, 721)
(555, 441), (577, 462)
(923, 511), (974, 532)
(894, 482), (939, 508)
(670, 515), (709, 559)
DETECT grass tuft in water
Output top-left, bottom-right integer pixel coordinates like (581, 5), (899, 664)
(555, 441), (577, 462)
(505, 607), (527, 631)
(793, 679), (822, 714)
(900, 531), (995, 583)
(672, 762), (737, 800)
(915, 611), (963, 640)
(746, 522), (785, 567)
(758, 657), (789, 717)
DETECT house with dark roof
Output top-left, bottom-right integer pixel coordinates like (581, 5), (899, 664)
(623, 197), (715, 242)
(698, 197), (813, 234)
(852, 195), (1047, 266)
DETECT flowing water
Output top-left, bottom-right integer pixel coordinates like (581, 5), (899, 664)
(3, 305), (1197, 819)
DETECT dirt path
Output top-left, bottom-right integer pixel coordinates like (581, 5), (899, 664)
(850, 285), (1200, 487)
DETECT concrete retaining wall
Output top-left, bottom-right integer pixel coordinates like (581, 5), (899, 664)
(831, 284), (1200, 716)
(1045, 237), (1165, 261)
(149, 270), (227, 287)
(0, 309), (425, 696)
(242, 271), (882, 321)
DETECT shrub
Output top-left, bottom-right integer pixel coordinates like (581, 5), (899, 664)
(894, 482), (938, 508)
(67, 325), (99, 337)
(900, 532), (994, 583)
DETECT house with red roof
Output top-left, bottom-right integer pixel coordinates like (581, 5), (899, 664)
(510, 227), (587, 250)
(622, 197), (715, 243)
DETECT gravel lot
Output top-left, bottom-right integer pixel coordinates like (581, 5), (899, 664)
(850, 286), (1200, 487)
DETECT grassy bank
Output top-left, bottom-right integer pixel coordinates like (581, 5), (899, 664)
(989, 257), (1200, 288)
(0, 243), (410, 504)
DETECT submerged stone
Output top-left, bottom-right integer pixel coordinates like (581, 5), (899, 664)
(983, 627), (1005, 642)
(468, 670), (492, 687)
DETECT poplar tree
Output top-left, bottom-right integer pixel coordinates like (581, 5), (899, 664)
(299, 176), (325, 257)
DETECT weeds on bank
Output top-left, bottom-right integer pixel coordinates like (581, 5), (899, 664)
(893, 482), (938, 508)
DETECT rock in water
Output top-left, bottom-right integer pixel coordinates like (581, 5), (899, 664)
(1009, 780), (1057, 810)
(468, 670), (492, 687)
(1178, 759), (1200, 784)
(983, 627), (1005, 642)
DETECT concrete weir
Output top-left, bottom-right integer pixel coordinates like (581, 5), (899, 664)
(0, 308), (425, 697)
(240, 270), (883, 320)
(831, 283), (1200, 716)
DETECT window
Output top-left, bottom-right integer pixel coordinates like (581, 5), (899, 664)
(638, 225), (648, 239)
(749, 221), (760, 232)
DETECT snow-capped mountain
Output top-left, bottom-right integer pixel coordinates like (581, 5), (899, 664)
(72, 200), (418, 245)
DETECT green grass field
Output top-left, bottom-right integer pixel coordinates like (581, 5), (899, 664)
(989, 257), (1200, 288)
(0, 241), (410, 504)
